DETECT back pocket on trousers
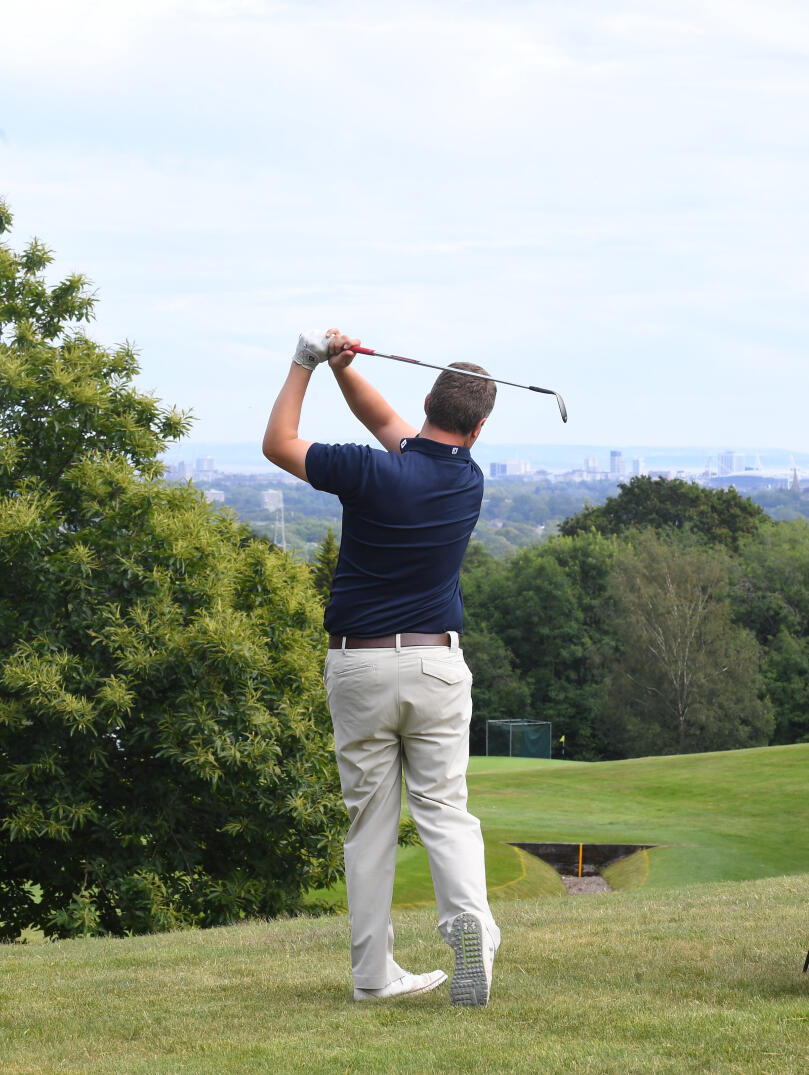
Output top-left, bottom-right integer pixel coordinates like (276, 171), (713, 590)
(420, 657), (469, 685)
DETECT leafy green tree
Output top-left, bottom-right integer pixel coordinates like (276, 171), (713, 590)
(560, 475), (768, 551)
(732, 519), (809, 743)
(0, 201), (345, 939)
(311, 525), (339, 603)
(461, 625), (531, 754)
(602, 532), (773, 757)
(462, 533), (618, 759)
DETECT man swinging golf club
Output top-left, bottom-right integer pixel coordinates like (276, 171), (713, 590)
(263, 328), (501, 1005)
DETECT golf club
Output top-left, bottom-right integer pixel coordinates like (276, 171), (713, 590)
(349, 345), (568, 423)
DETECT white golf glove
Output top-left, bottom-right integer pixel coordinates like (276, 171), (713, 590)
(292, 330), (331, 371)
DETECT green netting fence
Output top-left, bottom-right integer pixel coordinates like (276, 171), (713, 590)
(485, 720), (552, 759)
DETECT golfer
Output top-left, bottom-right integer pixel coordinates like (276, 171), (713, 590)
(263, 328), (501, 1006)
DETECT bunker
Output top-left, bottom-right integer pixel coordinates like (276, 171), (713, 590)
(512, 841), (657, 886)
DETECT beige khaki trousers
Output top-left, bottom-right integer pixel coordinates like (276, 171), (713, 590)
(324, 634), (500, 989)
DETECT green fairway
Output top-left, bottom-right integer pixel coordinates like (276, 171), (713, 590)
(382, 744), (809, 907)
(2, 875), (807, 1073)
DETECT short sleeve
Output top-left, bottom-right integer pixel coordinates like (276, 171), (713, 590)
(305, 442), (374, 498)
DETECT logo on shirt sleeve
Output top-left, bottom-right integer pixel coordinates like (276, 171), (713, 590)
(400, 439), (407, 450)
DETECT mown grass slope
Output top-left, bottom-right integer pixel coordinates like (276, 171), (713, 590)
(1, 875), (807, 1073)
(386, 743), (809, 906)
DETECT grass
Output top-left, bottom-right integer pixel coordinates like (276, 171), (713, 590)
(310, 743), (809, 910)
(1, 874), (807, 1073)
(384, 744), (809, 907)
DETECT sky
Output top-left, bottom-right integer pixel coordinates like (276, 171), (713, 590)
(2, 0), (808, 464)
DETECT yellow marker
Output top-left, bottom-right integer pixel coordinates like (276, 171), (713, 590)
(578, 843), (583, 878)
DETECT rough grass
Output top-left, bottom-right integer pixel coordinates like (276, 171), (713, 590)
(1, 875), (807, 1073)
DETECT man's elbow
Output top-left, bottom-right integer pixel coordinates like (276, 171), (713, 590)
(262, 434), (281, 466)
(262, 430), (290, 471)
(261, 435), (311, 483)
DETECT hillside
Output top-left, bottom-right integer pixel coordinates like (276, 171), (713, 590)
(4, 745), (808, 1073)
(387, 744), (809, 906)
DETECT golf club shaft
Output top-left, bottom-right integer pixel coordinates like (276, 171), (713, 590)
(349, 346), (568, 423)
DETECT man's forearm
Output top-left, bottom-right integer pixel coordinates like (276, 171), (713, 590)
(332, 364), (417, 451)
(262, 362), (314, 482)
(332, 365), (395, 430)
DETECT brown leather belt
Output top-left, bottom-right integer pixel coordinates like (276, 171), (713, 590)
(328, 632), (451, 649)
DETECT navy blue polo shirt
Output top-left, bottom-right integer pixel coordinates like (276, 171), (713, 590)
(305, 436), (483, 636)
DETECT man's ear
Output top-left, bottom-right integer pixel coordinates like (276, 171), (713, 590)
(468, 417), (486, 446)
(424, 394), (430, 415)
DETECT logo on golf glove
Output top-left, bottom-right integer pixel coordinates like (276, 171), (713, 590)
(292, 330), (331, 371)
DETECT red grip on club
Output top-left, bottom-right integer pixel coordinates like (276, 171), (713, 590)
(349, 346), (375, 355)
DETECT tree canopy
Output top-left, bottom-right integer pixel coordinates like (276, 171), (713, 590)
(602, 532), (772, 757)
(560, 475), (768, 550)
(731, 520), (809, 744)
(0, 201), (345, 939)
(462, 533), (619, 759)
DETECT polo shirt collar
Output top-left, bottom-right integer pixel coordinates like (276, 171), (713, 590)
(399, 436), (471, 461)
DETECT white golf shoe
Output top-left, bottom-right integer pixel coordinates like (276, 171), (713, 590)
(353, 969), (448, 1001)
(449, 911), (495, 1006)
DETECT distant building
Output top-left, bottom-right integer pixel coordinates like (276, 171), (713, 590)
(168, 460), (191, 481)
(195, 457), (217, 482)
(632, 457), (645, 477)
(609, 450), (626, 477)
(719, 451), (745, 476)
(204, 489), (225, 503)
(490, 460), (531, 477)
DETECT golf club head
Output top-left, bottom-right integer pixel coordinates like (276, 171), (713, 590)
(529, 385), (568, 423)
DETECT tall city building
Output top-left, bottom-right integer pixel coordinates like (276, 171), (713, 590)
(195, 457), (216, 482)
(609, 450), (626, 477)
(168, 460), (191, 481)
(718, 451), (745, 476)
(632, 457), (645, 476)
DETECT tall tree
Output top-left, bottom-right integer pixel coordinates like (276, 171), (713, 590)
(461, 625), (531, 754)
(732, 519), (809, 744)
(602, 532), (773, 757)
(462, 533), (618, 759)
(0, 200), (345, 939)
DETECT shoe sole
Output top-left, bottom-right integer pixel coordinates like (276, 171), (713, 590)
(449, 912), (490, 1007)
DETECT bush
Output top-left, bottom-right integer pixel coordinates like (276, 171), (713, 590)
(0, 200), (345, 939)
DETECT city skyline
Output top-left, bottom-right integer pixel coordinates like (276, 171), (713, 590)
(164, 441), (809, 481)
